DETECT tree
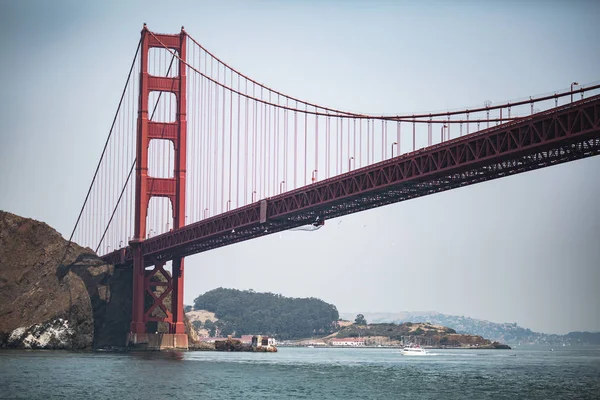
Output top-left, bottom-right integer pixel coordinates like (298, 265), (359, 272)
(184, 305), (193, 313)
(354, 314), (367, 325)
(204, 320), (216, 337)
(219, 322), (234, 336)
(191, 320), (203, 330)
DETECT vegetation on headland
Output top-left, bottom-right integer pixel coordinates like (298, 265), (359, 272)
(337, 322), (456, 340)
(192, 288), (340, 340)
(354, 314), (367, 326)
(339, 312), (600, 346)
(335, 321), (509, 348)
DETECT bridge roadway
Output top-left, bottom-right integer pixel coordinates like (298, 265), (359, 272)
(102, 94), (600, 267)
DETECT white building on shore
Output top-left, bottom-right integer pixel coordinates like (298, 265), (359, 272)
(330, 338), (366, 347)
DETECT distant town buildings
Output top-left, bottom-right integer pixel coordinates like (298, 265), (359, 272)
(330, 338), (366, 347)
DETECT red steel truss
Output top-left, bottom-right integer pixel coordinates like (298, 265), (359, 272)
(103, 93), (600, 268)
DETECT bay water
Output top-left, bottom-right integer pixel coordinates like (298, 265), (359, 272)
(1, 345), (599, 399)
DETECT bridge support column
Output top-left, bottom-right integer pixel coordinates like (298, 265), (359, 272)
(171, 257), (186, 335)
(129, 241), (146, 336)
(127, 255), (188, 350)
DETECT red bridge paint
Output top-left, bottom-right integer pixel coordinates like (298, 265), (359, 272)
(129, 25), (187, 338)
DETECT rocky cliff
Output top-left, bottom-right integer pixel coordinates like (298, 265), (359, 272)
(0, 211), (199, 350)
(0, 211), (133, 349)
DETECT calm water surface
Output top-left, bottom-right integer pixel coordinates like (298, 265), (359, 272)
(1, 346), (599, 399)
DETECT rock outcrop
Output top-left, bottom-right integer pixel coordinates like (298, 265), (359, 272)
(7, 318), (74, 349)
(0, 211), (133, 349)
(334, 322), (511, 348)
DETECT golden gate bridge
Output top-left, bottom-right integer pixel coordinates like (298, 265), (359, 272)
(66, 25), (600, 348)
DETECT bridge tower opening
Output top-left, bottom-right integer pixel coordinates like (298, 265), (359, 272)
(129, 25), (188, 349)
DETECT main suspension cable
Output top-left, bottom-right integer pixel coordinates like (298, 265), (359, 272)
(64, 37), (142, 253)
(163, 32), (600, 123)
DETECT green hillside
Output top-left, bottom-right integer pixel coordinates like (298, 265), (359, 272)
(193, 288), (339, 340)
(336, 322), (456, 340)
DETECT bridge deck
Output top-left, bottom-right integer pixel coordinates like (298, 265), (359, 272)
(102, 95), (600, 267)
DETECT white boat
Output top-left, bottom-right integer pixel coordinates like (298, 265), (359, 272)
(400, 345), (428, 356)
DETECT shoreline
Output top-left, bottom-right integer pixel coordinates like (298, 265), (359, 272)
(278, 342), (512, 350)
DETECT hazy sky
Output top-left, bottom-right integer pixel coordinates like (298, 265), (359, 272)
(1, 0), (599, 334)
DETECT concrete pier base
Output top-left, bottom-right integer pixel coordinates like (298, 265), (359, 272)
(128, 333), (189, 350)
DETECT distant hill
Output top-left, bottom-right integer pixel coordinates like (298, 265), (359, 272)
(335, 322), (508, 348)
(564, 331), (600, 345)
(339, 312), (600, 345)
(193, 288), (339, 340)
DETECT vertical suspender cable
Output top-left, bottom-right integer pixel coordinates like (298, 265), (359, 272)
(336, 117), (339, 175)
(371, 119), (375, 164)
(397, 121), (401, 157)
(315, 109), (319, 182)
(189, 44), (195, 224)
(353, 118), (356, 169)
(412, 120), (416, 151)
(366, 119), (370, 165)
(221, 64), (226, 213)
(326, 115), (330, 179)
(346, 117), (350, 170)
(252, 86), (256, 201)
(267, 93), (271, 197)
(229, 69), (233, 209)
(382, 120), (385, 160)
(274, 95), (278, 193)
(237, 73), (241, 208)
(294, 101), (297, 189)
(359, 119), (362, 168)
(260, 89), (265, 198)
(304, 104), (307, 186)
(213, 60), (219, 215)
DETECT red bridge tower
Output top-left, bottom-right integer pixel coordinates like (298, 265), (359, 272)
(129, 25), (188, 349)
